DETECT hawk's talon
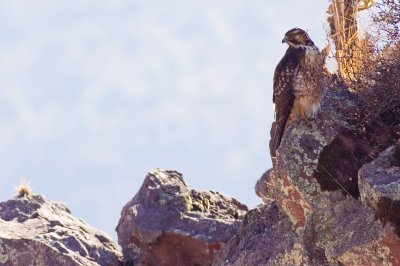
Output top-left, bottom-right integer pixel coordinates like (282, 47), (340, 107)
(300, 110), (310, 123)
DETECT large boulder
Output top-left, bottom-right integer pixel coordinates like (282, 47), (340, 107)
(0, 193), (122, 266)
(264, 83), (397, 230)
(116, 169), (248, 266)
(246, 83), (400, 265)
(266, 84), (360, 229)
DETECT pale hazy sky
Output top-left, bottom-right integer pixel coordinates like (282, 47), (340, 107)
(0, 1), (330, 239)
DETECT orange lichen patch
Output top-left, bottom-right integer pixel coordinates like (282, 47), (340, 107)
(282, 174), (291, 187)
(285, 200), (307, 228)
(277, 174), (312, 229)
(338, 228), (400, 265)
(380, 231), (400, 264)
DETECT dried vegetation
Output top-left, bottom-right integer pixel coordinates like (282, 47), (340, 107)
(327, 0), (400, 158)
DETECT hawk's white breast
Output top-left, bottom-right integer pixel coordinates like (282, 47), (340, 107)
(293, 44), (323, 118)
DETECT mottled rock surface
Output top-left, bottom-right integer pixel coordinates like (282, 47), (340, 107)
(245, 83), (400, 265)
(254, 169), (275, 204)
(215, 193), (400, 265)
(264, 83), (398, 229)
(116, 169), (248, 266)
(266, 84), (360, 229)
(359, 141), (400, 235)
(213, 202), (308, 266)
(0, 194), (122, 266)
(304, 192), (400, 265)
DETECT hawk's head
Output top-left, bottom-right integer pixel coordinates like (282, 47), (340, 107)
(282, 28), (314, 48)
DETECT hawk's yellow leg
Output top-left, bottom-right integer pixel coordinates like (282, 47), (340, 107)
(300, 109), (309, 123)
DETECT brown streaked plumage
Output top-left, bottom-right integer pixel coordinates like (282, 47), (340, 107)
(270, 28), (325, 158)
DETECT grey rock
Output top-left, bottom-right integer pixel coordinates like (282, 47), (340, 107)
(116, 169), (248, 266)
(212, 202), (309, 266)
(254, 169), (276, 204)
(303, 191), (396, 265)
(0, 194), (122, 266)
(247, 83), (400, 265)
(359, 141), (400, 235)
(265, 85), (362, 230)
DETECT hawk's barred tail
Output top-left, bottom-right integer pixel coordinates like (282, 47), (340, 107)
(270, 93), (294, 159)
(269, 121), (278, 158)
(269, 116), (287, 158)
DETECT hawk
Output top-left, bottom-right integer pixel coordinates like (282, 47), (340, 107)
(270, 28), (325, 158)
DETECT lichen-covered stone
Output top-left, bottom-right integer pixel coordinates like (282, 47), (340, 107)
(0, 194), (122, 266)
(116, 169), (248, 266)
(269, 85), (360, 229)
(303, 192), (396, 264)
(212, 202), (309, 266)
(255, 169), (276, 204)
(359, 141), (400, 235)
(337, 227), (400, 266)
(265, 83), (398, 231)
(250, 83), (400, 265)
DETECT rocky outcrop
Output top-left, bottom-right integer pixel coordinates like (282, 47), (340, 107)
(0, 194), (122, 266)
(265, 84), (362, 229)
(116, 169), (248, 266)
(270, 82), (396, 215)
(221, 83), (400, 265)
(112, 83), (398, 266)
(1, 85), (398, 265)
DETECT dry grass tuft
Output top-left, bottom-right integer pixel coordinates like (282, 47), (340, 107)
(15, 178), (33, 198)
